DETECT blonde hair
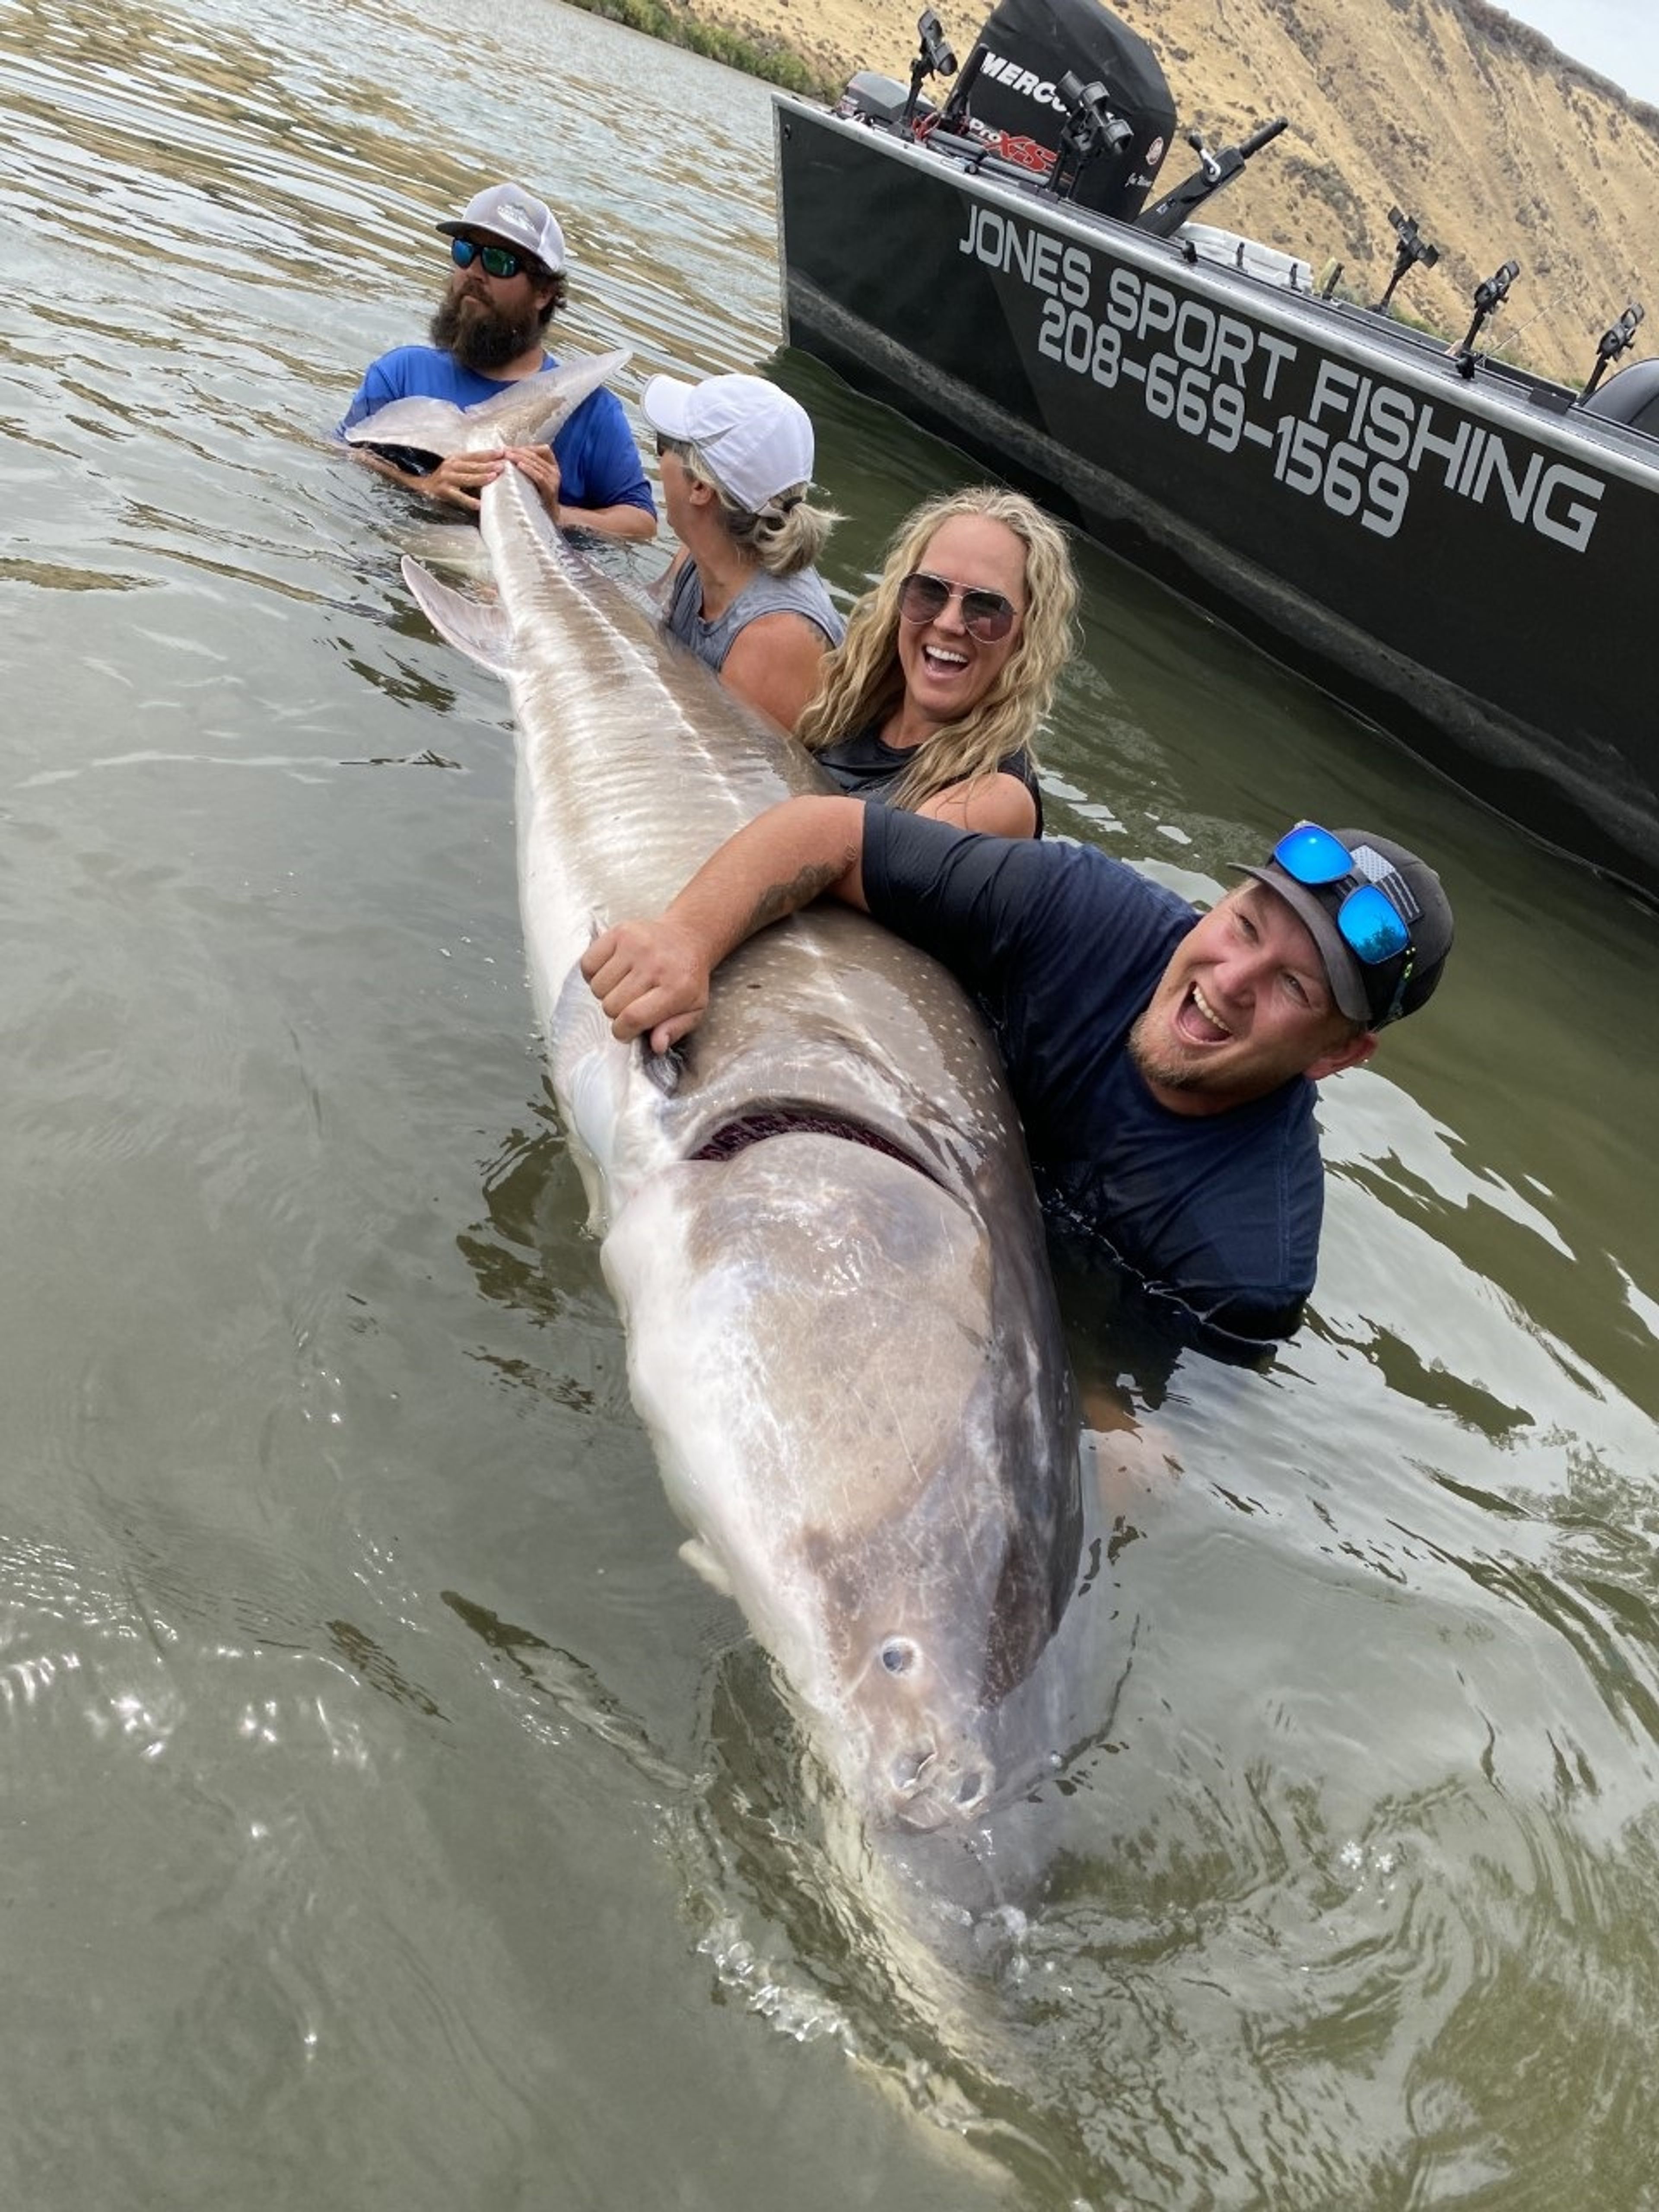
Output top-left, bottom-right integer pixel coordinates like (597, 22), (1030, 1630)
(795, 487), (1078, 810)
(672, 437), (840, 578)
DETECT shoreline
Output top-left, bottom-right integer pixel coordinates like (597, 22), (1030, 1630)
(564, 0), (909, 100)
(673, 0), (913, 84)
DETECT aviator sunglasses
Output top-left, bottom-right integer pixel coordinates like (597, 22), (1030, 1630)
(1272, 822), (1418, 1020)
(897, 570), (1020, 642)
(450, 236), (530, 280)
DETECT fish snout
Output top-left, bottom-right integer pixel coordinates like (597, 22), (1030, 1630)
(858, 1635), (992, 1827)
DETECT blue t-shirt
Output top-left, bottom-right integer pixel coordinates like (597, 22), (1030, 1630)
(861, 811), (1325, 1351)
(337, 347), (655, 518)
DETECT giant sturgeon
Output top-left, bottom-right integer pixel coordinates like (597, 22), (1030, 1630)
(349, 360), (1081, 1837)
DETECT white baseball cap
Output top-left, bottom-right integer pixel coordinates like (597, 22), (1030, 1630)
(436, 182), (566, 274)
(642, 372), (816, 513)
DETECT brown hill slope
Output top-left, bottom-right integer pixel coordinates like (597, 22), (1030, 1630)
(680, 0), (1659, 382)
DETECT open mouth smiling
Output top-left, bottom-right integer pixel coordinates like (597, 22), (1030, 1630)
(1178, 979), (1235, 1044)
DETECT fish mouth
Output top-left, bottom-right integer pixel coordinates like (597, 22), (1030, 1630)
(688, 1103), (943, 1185)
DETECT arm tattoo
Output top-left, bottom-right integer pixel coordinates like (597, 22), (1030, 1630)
(745, 849), (856, 934)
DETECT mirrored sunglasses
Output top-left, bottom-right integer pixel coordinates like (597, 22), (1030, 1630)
(1272, 822), (1418, 1020)
(450, 236), (528, 280)
(897, 570), (1019, 642)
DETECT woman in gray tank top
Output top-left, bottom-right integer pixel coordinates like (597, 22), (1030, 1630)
(642, 372), (844, 733)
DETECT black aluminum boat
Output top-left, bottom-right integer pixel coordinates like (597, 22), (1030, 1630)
(772, 0), (1659, 900)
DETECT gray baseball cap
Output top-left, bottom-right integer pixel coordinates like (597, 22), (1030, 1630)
(436, 182), (566, 274)
(1234, 825), (1454, 1029)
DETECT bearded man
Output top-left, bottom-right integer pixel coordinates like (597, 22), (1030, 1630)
(337, 181), (656, 542)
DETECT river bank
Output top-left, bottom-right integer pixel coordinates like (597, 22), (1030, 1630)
(565, 0), (906, 99)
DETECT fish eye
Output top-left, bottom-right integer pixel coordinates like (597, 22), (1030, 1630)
(880, 1637), (919, 1675)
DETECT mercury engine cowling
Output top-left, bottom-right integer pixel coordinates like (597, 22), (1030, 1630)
(935, 0), (1175, 219)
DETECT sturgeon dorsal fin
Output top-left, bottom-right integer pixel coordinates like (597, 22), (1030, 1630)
(401, 556), (514, 674)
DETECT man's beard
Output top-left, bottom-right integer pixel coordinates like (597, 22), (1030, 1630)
(1127, 1007), (1214, 1096)
(430, 289), (543, 374)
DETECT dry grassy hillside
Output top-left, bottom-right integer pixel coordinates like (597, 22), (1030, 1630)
(682, 0), (1659, 381)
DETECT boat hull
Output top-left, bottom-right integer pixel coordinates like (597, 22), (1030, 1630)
(775, 97), (1659, 899)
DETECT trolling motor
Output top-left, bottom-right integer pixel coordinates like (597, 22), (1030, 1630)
(1136, 115), (1287, 240)
(1373, 206), (1440, 314)
(1452, 258), (1521, 375)
(1580, 302), (1646, 401)
(903, 7), (957, 129)
(1048, 73), (1133, 201)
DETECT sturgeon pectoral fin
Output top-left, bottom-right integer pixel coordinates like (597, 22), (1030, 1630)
(549, 962), (632, 1228)
(342, 397), (468, 455)
(679, 1538), (735, 1597)
(401, 556), (515, 674)
(343, 350), (630, 464)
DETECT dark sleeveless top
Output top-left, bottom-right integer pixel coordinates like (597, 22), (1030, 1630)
(812, 722), (1044, 836)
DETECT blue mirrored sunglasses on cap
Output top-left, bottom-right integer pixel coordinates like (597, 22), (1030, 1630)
(1272, 823), (1418, 1019)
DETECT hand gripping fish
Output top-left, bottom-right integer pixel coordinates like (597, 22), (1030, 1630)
(348, 358), (1081, 1837)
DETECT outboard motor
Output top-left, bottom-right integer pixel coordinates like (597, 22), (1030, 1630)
(934, 0), (1176, 218)
(835, 70), (931, 127)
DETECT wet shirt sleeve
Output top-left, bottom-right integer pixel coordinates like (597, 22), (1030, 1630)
(861, 811), (1065, 993)
(333, 350), (441, 474)
(553, 389), (656, 517)
(334, 352), (409, 439)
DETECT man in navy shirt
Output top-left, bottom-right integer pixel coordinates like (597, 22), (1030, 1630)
(580, 799), (1454, 1356)
(337, 181), (656, 543)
